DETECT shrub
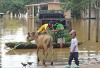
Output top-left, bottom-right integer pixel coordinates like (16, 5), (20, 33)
(48, 29), (71, 44)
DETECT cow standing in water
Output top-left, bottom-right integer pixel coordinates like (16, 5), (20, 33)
(28, 32), (54, 65)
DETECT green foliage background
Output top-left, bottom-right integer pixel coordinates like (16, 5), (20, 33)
(48, 29), (71, 44)
(0, 0), (97, 18)
(60, 0), (96, 19)
(0, 0), (52, 15)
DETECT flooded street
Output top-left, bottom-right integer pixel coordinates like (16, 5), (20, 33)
(0, 18), (100, 68)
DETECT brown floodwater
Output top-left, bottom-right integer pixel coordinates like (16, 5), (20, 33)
(0, 18), (100, 68)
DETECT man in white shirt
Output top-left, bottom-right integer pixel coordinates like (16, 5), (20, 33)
(68, 30), (79, 67)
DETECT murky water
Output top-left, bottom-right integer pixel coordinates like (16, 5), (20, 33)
(0, 18), (100, 68)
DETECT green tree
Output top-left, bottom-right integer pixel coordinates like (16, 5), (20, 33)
(60, 0), (96, 19)
(0, 0), (52, 14)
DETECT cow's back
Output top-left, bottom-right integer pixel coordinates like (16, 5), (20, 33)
(36, 34), (53, 48)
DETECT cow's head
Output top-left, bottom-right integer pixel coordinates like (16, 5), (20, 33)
(30, 32), (39, 41)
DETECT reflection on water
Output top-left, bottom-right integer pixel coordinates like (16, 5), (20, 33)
(2, 54), (37, 68)
(0, 18), (100, 67)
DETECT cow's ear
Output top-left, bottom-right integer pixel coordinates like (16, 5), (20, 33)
(35, 32), (40, 35)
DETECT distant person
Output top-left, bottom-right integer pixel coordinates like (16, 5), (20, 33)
(52, 21), (59, 43)
(66, 30), (79, 67)
(53, 21), (65, 48)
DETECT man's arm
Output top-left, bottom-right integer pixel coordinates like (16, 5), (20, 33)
(52, 29), (58, 32)
(45, 28), (48, 33)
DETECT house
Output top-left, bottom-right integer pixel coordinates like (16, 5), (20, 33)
(25, 1), (71, 31)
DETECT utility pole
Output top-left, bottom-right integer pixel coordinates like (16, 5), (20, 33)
(96, 0), (99, 42)
(88, 0), (91, 40)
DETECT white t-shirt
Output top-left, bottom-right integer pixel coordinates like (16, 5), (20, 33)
(70, 38), (78, 52)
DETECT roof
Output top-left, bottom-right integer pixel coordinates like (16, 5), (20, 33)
(39, 13), (64, 19)
(25, 2), (65, 7)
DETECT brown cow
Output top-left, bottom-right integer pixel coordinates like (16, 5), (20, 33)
(29, 32), (54, 65)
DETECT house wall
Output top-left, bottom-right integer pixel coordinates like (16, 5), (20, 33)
(64, 10), (71, 19)
(27, 6), (34, 18)
(48, 3), (61, 10)
(48, 3), (71, 18)
(26, 5), (38, 32)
